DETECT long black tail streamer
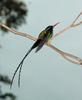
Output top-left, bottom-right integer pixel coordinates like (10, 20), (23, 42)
(10, 39), (41, 88)
(10, 48), (32, 88)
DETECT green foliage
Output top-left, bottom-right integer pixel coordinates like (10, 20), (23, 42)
(0, 0), (28, 33)
(0, 74), (16, 100)
(0, 74), (11, 84)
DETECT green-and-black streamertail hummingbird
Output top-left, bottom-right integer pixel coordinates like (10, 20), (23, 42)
(11, 22), (59, 88)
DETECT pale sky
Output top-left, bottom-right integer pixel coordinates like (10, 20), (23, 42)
(0, 0), (82, 100)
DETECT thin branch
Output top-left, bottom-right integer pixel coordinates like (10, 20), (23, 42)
(47, 44), (82, 65)
(51, 25), (71, 39)
(0, 23), (36, 41)
(71, 12), (82, 27)
(52, 12), (82, 39)
(0, 23), (82, 65)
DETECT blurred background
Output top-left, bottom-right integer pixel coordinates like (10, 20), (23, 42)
(0, 0), (82, 100)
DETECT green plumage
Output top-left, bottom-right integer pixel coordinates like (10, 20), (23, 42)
(35, 26), (53, 52)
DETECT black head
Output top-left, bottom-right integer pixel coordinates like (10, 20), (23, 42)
(45, 22), (60, 32)
(45, 25), (53, 32)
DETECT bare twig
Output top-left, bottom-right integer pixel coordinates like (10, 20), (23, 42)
(52, 12), (82, 39)
(0, 23), (82, 65)
(47, 44), (82, 65)
(0, 23), (36, 41)
(51, 25), (71, 39)
(71, 12), (82, 27)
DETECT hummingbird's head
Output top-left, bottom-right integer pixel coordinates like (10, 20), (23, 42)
(45, 22), (60, 32)
(45, 25), (53, 31)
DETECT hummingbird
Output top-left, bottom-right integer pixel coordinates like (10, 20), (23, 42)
(11, 22), (59, 87)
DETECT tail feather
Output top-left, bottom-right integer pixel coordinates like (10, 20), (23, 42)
(11, 39), (42, 88)
(22, 39), (42, 62)
(11, 48), (32, 88)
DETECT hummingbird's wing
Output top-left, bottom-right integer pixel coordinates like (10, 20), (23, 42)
(34, 30), (46, 52)
(35, 39), (46, 52)
(35, 29), (52, 52)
